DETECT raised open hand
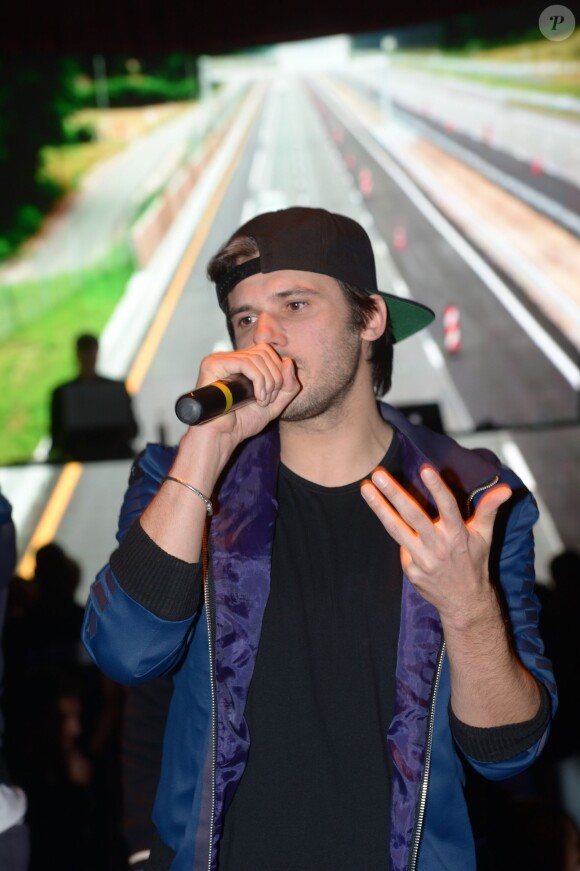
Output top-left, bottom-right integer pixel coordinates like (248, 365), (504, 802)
(361, 465), (512, 628)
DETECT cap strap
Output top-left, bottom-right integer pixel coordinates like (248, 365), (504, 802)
(216, 257), (262, 309)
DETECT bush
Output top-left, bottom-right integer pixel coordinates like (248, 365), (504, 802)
(0, 57), (77, 260)
(1, 204), (45, 252)
(75, 74), (198, 108)
(0, 178), (63, 259)
(63, 122), (96, 144)
(15, 204), (43, 236)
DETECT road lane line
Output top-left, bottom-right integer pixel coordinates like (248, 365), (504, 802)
(16, 463), (83, 579)
(17, 102), (260, 578)
(501, 439), (537, 491)
(421, 335), (445, 370)
(317, 80), (580, 390)
(403, 115), (580, 236)
(500, 438), (564, 556)
(126, 124), (253, 395)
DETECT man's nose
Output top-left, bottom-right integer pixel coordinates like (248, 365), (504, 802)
(253, 312), (285, 346)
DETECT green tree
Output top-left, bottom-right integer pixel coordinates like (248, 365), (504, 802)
(0, 57), (78, 259)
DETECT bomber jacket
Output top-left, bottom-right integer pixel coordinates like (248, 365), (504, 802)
(82, 403), (557, 871)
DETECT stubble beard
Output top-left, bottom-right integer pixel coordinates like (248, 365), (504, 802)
(280, 331), (363, 423)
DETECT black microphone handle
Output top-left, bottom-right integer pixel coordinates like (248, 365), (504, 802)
(175, 374), (255, 425)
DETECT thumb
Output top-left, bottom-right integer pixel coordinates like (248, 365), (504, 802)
(471, 484), (512, 542)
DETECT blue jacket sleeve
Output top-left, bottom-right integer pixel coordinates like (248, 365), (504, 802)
(456, 467), (557, 778)
(82, 445), (203, 685)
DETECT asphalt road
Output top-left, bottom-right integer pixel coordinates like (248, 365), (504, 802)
(361, 65), (580, 187)
(339, 69), (580, 237)
(28, 75), (579, 603)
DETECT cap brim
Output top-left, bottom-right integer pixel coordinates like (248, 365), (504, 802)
(379, 293), (435, 343)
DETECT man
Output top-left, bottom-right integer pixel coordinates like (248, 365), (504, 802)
(50, 333), (139, 461)
(83, 207), (556, 870)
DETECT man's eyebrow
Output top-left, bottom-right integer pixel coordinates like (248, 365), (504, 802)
(228, 286), (318, 318)
(228, 302), (253, 318)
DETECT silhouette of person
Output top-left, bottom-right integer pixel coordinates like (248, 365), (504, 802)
(49, 333), (138, 462)
(5, 540), (126, 870)
(0, 491), (30, 869)
(18, 543), (86, 671)
(122, 676), (173, 871)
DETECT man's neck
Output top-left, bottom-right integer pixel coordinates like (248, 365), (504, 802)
(280, 396), (393, 487)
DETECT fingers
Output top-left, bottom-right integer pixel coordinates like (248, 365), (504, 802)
(361, 463), (512, 555)
(418, 467), (512, 540)
(265, 356), (301, 420)
(198, 343), (288, 406)
(360, 476), (421, 552)
(471, 484), (512, 542)
(418, 466), (465, 533)
(196, 344), (301, 435)
(362, 467), (438, 547)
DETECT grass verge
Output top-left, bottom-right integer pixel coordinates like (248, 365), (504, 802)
(40, 140), (124, 192)
(0, 248), (135, 465)
(394, 60), (580, 98)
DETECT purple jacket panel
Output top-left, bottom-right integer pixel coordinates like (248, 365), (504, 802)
(209, 426), (281, 863)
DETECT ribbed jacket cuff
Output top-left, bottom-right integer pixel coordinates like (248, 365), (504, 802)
(110, 520), (203, 621)
(449, 681), (550, 763)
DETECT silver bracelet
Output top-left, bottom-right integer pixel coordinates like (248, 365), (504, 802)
(164, 475), (213, 516)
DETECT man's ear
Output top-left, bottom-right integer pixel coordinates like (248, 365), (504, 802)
(360, 294), (388, 341)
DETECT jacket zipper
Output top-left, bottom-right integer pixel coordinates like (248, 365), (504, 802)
(465, 475), (500, 518)
(407, 473), (500, 870)
(203, 530), (217, 871)
(407, 639), (445, 871)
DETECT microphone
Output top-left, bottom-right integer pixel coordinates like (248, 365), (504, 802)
(175, 375), (254, 425)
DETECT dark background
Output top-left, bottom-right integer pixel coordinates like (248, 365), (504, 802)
(5, 0), (535, 53)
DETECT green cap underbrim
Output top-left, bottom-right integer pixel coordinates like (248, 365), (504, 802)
(378, 292), (435, 343)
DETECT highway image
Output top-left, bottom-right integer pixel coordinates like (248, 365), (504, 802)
(1, 38), (579, 598)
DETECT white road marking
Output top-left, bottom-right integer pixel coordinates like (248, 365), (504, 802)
(391, 276), (410, 298)
(500, 438), (564, 556)
(501, 439), (537, 490)
(0, 465), (54, 537)
(421, 335), (445, 370)
(318, 82), (580, 390)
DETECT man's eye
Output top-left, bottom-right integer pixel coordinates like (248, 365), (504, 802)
(287, 301), (306, 311)
(237, 316), (255, 329)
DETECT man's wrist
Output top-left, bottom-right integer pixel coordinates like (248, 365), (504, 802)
(449, 681), (549, 761)
(439, 583), (504, 638)
(172, 425), (234, 494)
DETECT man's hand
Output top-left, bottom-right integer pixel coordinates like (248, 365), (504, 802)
(361, 465), (541, 727)
(141, 343), (300, 566)
(360, 465), (512, 629)
(192, 342), (301, 446)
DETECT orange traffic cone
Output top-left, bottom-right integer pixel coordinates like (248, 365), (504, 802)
(443, 304), (462, 353)
(393, 226), (407, 251)
(358, 167), (373, 198)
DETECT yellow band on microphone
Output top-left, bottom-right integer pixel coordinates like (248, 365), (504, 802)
(213, 381), (234, 413)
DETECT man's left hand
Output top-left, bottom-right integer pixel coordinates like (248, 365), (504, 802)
(361, 465), (512, 629)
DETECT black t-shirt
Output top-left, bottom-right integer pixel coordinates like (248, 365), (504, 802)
(219, 435), (403, 871)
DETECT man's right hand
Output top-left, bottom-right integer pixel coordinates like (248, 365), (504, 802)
(140, 344), (300, 564)
(187, 342), (300, 448)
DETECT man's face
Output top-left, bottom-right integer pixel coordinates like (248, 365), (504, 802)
(227, 269), (367, 422)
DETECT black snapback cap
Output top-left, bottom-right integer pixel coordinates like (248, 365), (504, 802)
(215, 207), (435, 343)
